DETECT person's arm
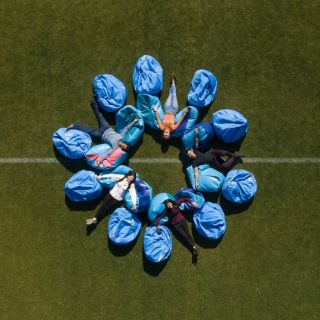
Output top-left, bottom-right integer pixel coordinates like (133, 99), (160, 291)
(176, 197), (193, 205)
(155, 210), (167, 227)
(97, 173), (124, 180)
(171, 108), (189, 131)
(193, 165), (199, 190)
(120, 118), (139, 137)
(152, 105), (165, 131)
(128, 183), (137, 211)
(95, 148), (114, 165)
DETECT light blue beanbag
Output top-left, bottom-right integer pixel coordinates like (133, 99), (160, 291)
(93, 74), (127, 112)
(212, 109), (248, 143)
(144, 225), (172, 263)
(175, 187), (205, 211)
(85, 144), (127, 171)
(182, 122), (214, 151)
(135, 94), (164, 129)
(108, 208), (142, 245)
(133, 55), (163, 95)
(52, 128), (92, 159)
(188, 69), (218, 107)
(148, 193), (176, 225)
(98, 165), (134, 189)
(64, 170), (102, 202)
(186, 164), (225, 192)
(193, 202), (226, 240)
(171, 106), (198, 138)
(115, 105), (144, 147)
(222, 169), (257, 204)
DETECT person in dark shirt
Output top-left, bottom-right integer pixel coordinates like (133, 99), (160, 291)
(156, 198), (199, 258)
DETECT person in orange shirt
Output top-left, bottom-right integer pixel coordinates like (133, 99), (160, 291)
(152, 74), (189, 140)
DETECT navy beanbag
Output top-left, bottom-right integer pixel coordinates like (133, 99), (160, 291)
(52, 128), (92, 159)
(171, 106), (199, 138)
(222, 169), (257, 204)
(212, 109), (248, 143)
(175, 187), (205, 211)
(148, 193), (176, 225)
(182, 122), (214, 151)
(93, 74), (127, 112)
(188, 69), (217, 107)
(144, 225), (172, 263)
(108, 208), (142, 245)
(193, 202), (226, 240)
(133, 55), (163, 95)
(64, 170), (102, 202)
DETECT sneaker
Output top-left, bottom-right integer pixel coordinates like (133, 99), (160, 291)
(192, 246), (199, 256)
(170, 73), (177, 85)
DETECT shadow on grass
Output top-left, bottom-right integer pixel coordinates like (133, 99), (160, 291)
(65, 194), (103, 212)
(142, 251), (168, 277)
(192, 224), (224, 249)
(53, 147), (89, 173)
(212, 135), (247, 153)
(107, 237), (139, 257)
(220, 196), (254, 216)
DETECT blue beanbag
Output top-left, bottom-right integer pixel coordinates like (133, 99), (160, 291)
(144, 225), (172, 263)
(108, 208), (142, 245)
(175, 187), (205, 211)
(64, 170), (102, 202)
(52, 128), (92, 159)
(93, 74), (127, 112)
(115, 105), (144, 147)
(85, 144), (127, 171)
(182, 122), (214, 151)
(171, 106), (199, 138)
(98, 165), (134, 189)
(188, 70), (218, 107)
(212, 109), (248, 143)
(193, 202), (226, 240)
(135, 94), (164, 129)
(124, 179), (153, 214)
(186, 164), (225, 192)
(133, 55), (163, 95)
(222, 169), (257, 204)
(148, 193), (176, 225)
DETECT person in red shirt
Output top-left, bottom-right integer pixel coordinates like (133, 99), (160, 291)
(156, 198), (199, 258)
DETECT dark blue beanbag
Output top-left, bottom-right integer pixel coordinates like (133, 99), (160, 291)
(212, 109), (248, 143)
(93, 74), (127, 112)
(108, 208), (142, 245)
(148, 193), (176, 225)
(182, 122), (214, 151)
(175, 187), (205, 211)
(133, 55), (163, 95)
(115, 105), (144, 147)
(64, 170), (102, 202)
(188, 69), (217, 107)
(52, 128), (92, 159)
(193, 202), (226, 240)
(171, 106), (199, 138)
(222, 169), (257, 204)
(144, 225), (172, 263)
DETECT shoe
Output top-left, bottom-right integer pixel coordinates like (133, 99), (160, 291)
(170, 73), (177, 85)
(234, 151), (244, 158)
(192, 246), (199, 257)
(66, 124), (75, 131)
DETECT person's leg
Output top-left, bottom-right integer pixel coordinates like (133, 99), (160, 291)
(213, 149), (232, 157)
(163, 86), (173, 114)
(220, 154), (237, 170)
(90, 99), (110, 132)
(194, 150), (213, 166)
(170, 80), (179, 115)
(93, 192), (121, 224)
(172, 220), (195, 251)
(71, 124), (103, 140)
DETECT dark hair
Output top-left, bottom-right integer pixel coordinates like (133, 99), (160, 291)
(164, 199), (178, 207)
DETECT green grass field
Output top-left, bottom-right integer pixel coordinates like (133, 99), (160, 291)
(1, 1), (319, 319)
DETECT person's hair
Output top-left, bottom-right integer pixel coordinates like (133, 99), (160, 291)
(117, 170), (137, 191)
(164, 199), (178, 208)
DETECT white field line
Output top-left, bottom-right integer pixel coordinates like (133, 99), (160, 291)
(0, 157), (319, 164)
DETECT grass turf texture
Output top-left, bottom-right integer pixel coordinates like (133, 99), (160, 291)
(0, 0), (319, 319)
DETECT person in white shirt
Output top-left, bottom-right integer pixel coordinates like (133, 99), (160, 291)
(86, 171), (137, 227)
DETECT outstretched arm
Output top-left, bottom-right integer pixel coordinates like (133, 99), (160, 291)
(95, 148), (114, 165)
(128, 183), (137, 211)
(97, 173), (124, 180)
(171, 108), (189, 131)
(120, 118), (139, 137)
(152, 105), (165, 131)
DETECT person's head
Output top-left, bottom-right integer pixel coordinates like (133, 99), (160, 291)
(162, 130), (171, 140)
(118, 140), (128, 151)
(125, 170), (136, 183)
(164, 199), (176, 209)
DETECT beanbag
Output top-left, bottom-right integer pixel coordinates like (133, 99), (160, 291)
(52, 128), (92, 159)
(115, 105), (144, 147)
(93, 74), (127, 112)
(212, 109), (248, 143)
(85, 144), (127, 171)
(175, 187), (205, 211)
(124, 179), (153, 214)
(148, 193), (176, 225)
(193, 202), (226, 240)
(186, 164), (225, 192)
(136, 94), (164, 129)
(108, 208), (142, 245)
(188, 69), (217, 107)
(133, 55), (163, 95)
(64, 170), (102, 202)
(182, 122), (214, 151)
(171, 106), (199, 138)
(144, 225), (172, 263)
(98, 165), (134, 189)
(222, 169), (257, 204)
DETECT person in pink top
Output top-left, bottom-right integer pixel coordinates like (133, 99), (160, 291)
(156, 198), (199, 258)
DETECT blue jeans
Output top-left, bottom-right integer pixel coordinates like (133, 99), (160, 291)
(163, 81), (178, 114)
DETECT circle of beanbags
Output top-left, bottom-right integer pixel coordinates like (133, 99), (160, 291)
(115, 105), (144, 147)
(133, 55), (163, 95)
(175, 187), (205, 211)
(124, 179), (153, 214)
(64, 170), (102, 202)
(171, 106), (199, 138)
(193, 202), (226, 240)
(212, 109), (248, 143)
(143, 225), (172, 263)
(85, 144), (127, 171)
(187, 69), (218, 107)
(52, 128), (92, 159)
(222, 169), (257, 204)
(182, 122), (214, 151)
(93, 74), (127, 112)
(148, 193), (176, 225)
(186, 164), (225, 193)
(108, 208), (142, 245)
